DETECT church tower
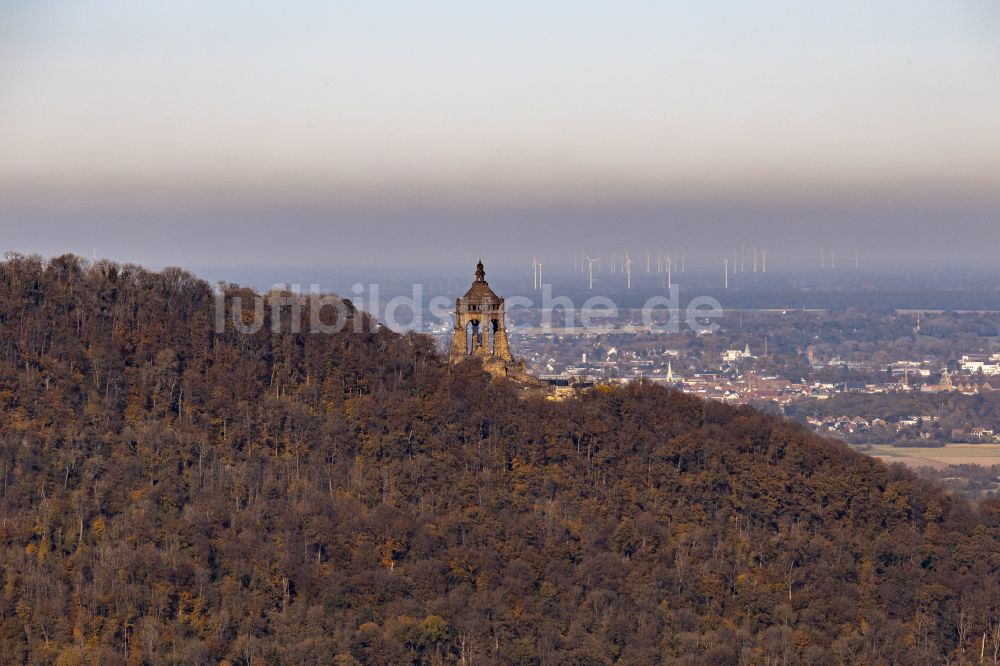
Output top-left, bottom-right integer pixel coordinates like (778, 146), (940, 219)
(449, 260), (513, 364)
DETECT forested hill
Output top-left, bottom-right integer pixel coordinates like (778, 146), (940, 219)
(2, 254), (1000, 665)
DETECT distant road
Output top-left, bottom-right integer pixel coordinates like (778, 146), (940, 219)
(896, 309), (1000, 315)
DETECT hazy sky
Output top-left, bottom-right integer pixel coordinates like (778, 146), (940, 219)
(1, 1), (999, 270)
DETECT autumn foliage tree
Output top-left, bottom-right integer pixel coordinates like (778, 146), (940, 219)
(1, 253), (1000, 664)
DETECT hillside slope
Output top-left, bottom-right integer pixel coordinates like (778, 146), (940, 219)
(1, 254), (999, 665)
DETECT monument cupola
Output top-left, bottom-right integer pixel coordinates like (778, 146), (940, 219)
(449, 260), (512, 363)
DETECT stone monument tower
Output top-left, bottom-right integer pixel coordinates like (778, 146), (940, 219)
(449, 260), (512, 364)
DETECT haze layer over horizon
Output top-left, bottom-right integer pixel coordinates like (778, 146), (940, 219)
(2, 1), (999, 269)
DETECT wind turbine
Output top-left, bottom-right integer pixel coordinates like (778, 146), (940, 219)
(762, 249), (767, 273)
(666, 254), (672, 289)
(584, 255), (600, 290)
(723, 257), (729, 289)
(626, 251), (632, 289)
(532, 257), (539, 290)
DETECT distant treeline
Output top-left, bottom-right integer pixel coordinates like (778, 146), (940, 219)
(785, 392), (1000, 444)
